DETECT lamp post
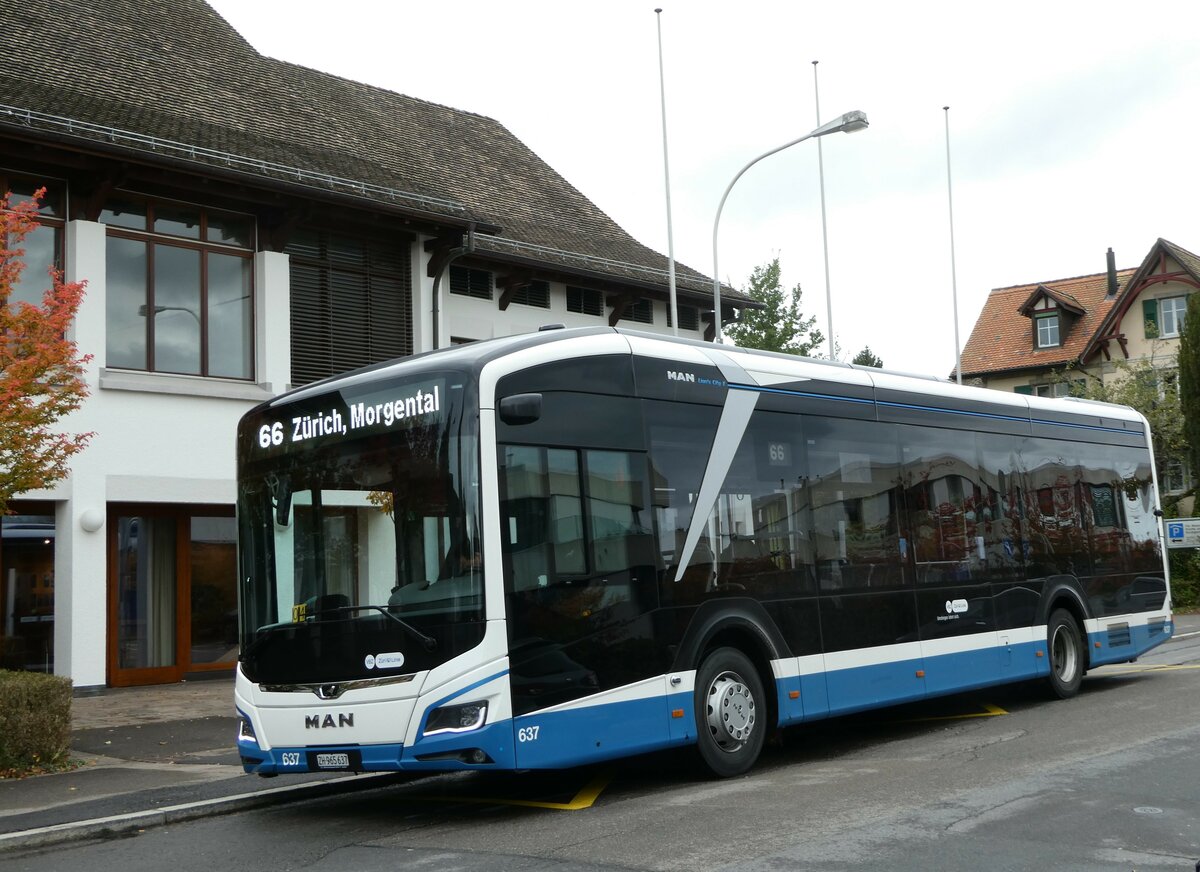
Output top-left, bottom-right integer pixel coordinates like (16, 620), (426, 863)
(138, 303), (200, 323)
(710, 110), (868, 345)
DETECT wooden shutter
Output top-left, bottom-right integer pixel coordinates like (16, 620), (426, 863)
(1143, 298), (1159, 338)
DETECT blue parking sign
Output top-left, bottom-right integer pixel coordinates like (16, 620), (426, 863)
(1166, 519), (1200, 549)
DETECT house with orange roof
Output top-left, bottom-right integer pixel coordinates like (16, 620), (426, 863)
(957, 239), (1198, 501)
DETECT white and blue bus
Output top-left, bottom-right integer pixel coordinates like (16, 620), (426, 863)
(234, 327), (1172, 777)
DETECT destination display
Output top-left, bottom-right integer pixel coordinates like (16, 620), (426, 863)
(251, 379), (445, 455)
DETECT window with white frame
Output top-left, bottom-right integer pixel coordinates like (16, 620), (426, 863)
(1160, 296), (1190, 337)
(1163, 459), (1190, 495)
(1033, 382), (1071, 398)
(1036, 313), (1060, 347)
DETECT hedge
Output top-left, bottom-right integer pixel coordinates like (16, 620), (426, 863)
(0, 669), (72, 772)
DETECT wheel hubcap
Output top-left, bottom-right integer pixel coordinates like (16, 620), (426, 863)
(706, 671), (756, 753)
(1051, 625), (1077, 682)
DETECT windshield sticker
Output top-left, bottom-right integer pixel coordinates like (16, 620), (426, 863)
(365, 651), (405, 670)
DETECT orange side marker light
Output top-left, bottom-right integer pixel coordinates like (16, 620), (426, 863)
(671, 709), (684, 719)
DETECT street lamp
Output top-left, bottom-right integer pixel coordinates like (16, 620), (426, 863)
(138, 303), (200, 323)
(710, 110), (869, 345)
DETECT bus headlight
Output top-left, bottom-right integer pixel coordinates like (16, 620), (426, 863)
(425, 701), (488, 735)
(238, 715), (257, 743)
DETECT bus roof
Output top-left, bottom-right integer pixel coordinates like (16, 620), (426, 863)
(253, 326), (1148, 435)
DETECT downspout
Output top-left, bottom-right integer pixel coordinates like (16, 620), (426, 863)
(430, 223), (476, 351)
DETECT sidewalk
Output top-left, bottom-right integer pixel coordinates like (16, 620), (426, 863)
(0, 677), (401, 851)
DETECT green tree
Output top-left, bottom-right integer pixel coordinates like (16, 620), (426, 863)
(852, 346), (884, 368)
(725, 257), (824, 356)
(1178, 293), (1200, 489)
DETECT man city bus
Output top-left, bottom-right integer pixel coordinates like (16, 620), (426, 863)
(235, 327), (1172, 778)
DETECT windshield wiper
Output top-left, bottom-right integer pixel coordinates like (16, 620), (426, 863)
(316, 604), (438, 651)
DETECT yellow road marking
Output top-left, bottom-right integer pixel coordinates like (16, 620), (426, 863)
(413, 771), (612, 811)
(897, 702), (1009, 723)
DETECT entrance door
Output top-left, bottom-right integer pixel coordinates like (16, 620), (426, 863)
(107, 505), (238, 686)
(109, 512), (183, 686)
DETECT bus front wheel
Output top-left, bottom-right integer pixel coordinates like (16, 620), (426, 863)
(694, 647), (765, 777)
(1046, 608), (1084, 699)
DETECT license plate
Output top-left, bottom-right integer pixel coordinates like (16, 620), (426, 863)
(315, 752), (350, 769)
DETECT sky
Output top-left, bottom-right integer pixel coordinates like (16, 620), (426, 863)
(208, 0), (1200, 378)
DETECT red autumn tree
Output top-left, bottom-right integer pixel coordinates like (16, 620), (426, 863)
(0, 189), (93, 513)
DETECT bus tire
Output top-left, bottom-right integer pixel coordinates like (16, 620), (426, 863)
(694, 647), (765, 777)
(1046, 608), (1084, 699)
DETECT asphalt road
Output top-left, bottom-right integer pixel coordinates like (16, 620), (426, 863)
(5, 625), (1198, 872)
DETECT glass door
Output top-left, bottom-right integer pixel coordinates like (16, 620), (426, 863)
(188, 516), (239, 670)
(109, 512), (183, 686)
(108, 505), (240, 686)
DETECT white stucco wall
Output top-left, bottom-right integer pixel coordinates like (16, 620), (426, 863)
(30, 218), (698, 686)
(32, 221), (290, 687)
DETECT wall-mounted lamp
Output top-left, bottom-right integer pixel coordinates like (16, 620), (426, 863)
(79, 509), (105, 533)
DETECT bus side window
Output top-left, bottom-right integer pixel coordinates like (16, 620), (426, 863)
(583, 450), (654, 577)
(500, 445), (584, 592)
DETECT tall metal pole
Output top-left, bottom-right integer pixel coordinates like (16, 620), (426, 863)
(655, 8), (679, 336)
(944, 106), (962, 385)
(814, 60), (834, 361)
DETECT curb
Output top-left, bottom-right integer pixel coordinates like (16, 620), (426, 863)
(0, 771), (406, 852)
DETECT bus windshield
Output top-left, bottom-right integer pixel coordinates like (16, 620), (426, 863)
(236, 374), (484, 685)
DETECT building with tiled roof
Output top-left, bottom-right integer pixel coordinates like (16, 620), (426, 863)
(957, 238), (1197, 499)
(0, 0), (754, 688)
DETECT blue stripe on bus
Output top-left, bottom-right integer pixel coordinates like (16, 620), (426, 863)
(1087, 619), (1174, 667)
(727, 382), (1134, 435)
(513, 694), (690, 768)
(1029, 417), (1131, 435)
(241, 625), (1170, 774)
(727, 383), (874, 405)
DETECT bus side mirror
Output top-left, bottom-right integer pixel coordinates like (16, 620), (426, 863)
(499, 393), (542, 425)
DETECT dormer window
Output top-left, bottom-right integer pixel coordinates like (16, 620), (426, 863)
(1036, 313), (1060, 347)
(1018, 284), (1084, 351)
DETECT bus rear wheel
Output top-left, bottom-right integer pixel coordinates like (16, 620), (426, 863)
(694, 647), (765, 777)
(1046, 608), (1084, 699)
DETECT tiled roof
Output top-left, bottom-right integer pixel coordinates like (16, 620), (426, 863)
(957, 268), (1135, 379)
(1161, 238), (1200, 279)
(0, 0), (740, 304)
(1016, 284), (1085, 317)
